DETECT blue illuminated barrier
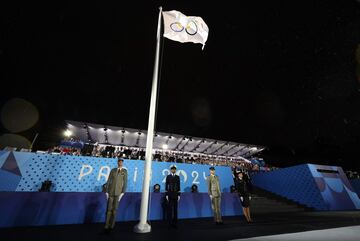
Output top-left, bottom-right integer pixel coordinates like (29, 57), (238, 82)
(0, 151), (234, 192)
(350, 179), (360, 198)
(251, 164), (360, 210)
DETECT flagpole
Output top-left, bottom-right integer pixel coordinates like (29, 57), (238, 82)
(134, 6), (162, 234)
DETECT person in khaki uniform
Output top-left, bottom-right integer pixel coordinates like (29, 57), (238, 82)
(104, 158), (127, 233)
(206, 166), (223, 225)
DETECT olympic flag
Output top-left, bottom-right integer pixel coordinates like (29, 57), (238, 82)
(162, 10), (209, 49)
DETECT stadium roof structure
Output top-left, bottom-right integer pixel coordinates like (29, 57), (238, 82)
(66, 120), (266, 159)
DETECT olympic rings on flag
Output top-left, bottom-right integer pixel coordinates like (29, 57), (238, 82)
(170, 20), (198, 35)
(170, 22), (184, 32)
(185, 21), (197, 35)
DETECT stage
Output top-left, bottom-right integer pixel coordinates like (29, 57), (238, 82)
(1, 211), (360, 241)
(2, 151), (360, 240)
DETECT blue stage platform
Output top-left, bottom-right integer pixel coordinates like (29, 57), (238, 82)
(2, 151), (360, 228)
(0, 192), (242, 228)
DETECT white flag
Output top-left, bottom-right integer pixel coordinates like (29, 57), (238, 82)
(162, 10), (209, 49)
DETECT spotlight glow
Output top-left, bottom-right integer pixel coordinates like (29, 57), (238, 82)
(64, 129), (73, 137)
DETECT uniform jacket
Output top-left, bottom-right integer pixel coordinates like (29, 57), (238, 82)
(206, 175), (221, 197)
(165, 174), (181, 199)
(235, 178), (251, 196)
(106, 168), (127, 196)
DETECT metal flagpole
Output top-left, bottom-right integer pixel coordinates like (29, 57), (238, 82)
(133, 6), (162, 234)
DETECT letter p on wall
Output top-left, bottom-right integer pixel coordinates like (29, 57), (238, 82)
(78, 164), (93, 181)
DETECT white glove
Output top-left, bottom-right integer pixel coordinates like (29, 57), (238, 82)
(209, 195), (213, 199)
(166, 196), (169, 201)
(240, 196), (244, 202)
(105, 193), (109, 200)
(118, 193), (124, 202)
(178, 196), (180, 202)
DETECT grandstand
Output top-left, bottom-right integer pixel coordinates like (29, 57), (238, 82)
(65, 120), (266, 163)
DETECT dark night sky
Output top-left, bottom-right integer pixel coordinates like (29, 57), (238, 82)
(2, 0), (360, 170)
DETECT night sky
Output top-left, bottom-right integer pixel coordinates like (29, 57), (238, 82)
(2, 0), (360, 170)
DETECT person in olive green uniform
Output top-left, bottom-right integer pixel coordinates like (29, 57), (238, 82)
(206, 166), (223, 224)
(104, 158), (127, 232)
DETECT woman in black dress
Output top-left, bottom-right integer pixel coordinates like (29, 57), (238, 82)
(235, 172), (253, 223)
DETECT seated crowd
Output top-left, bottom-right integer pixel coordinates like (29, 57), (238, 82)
(46, 143), (275, 171)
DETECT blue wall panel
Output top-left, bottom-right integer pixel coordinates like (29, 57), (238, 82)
(0, 151), (234, 193)
(252, 164), (360, 210)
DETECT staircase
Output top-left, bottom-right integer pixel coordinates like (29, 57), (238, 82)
(250, 187), (312, 214)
